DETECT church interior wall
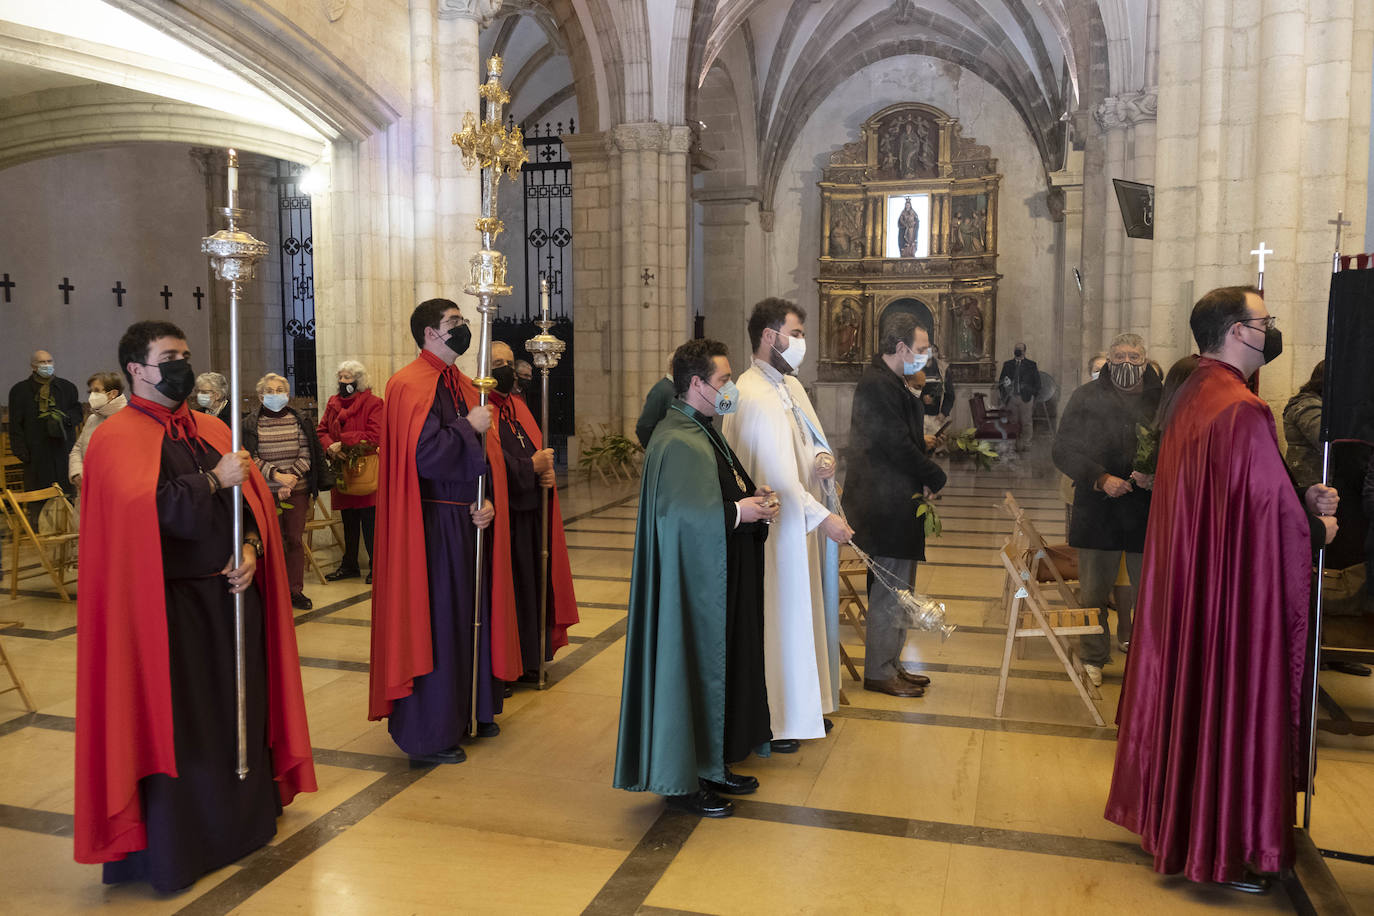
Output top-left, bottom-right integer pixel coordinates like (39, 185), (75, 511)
(767, 55), (1057, 438)
(0, 143), (216, 398)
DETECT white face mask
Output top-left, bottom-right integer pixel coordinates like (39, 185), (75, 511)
(262, 392), (289, 412)
(1090, 371), (1100, 381)
(774, 332), (806, 371)
(88, 391), (110, 410)
(197, 392), (214, 408)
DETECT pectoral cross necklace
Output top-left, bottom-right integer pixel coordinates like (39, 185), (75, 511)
(674, 403), (746, 492)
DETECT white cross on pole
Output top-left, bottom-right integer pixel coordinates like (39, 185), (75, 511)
(1250, 241), (1273, 291)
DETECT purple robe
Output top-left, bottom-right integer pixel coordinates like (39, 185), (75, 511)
(387, 380), (502, 755)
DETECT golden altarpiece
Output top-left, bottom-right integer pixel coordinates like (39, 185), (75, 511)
(817, 103), (1001, 384)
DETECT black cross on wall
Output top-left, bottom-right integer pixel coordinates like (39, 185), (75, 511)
(640, 268), (655, 286)
(58, 277), (74, 304)
(193, 286), (204, 310)
(112, 281), (126, 308)
(0, 273), (13, 303)
(160, 285), (173, 309)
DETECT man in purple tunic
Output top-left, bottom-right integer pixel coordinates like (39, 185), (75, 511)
(369, 299), (501, 764)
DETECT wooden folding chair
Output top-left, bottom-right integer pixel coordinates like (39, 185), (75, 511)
(996, 542), (1105, 725)
(303, 496), (345, 586)
(1001, 492), (1081, 608)
(0, 620), (36, 712)
(836, 549), (867, 684)
(4, 487), (79, 601)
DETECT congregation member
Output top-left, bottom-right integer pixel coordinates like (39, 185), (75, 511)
(69, 371), (127, 489)
(514, 358), (534, 398)
(192, 371), (231, 419)
(1088, 353), (1107, 381)
(919, 343), (955, 424)
(723, 298), (851, 752)
(487, 341), (579, 682)
(1284, 360), (1371, 572)
(634, 359), (676, 447)
(316, 360), (384, 584)
(75, 320), (315, 892)
(8, 348), (83, 518)
(1107, 286), (1338, 892)
(1051, 333), (1161, 687)
(370, 299), (504, 764)
(997, 342), (1040, 449)
(244, 373), (326, 611)
(616, 339), (777, 817)
(842, 315), (947, 697)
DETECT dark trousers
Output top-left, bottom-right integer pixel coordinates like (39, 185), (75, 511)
(277, 492), (309, 596)
(340, 507), (376, 570)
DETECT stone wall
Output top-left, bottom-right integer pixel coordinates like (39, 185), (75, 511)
(0, 144), (214, 400)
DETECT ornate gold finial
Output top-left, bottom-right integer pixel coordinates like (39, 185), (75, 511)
(487, 54), (503, 76)
(452, 48), (528, 272)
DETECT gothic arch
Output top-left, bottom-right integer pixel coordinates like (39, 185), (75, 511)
(0, 85), (325, 171)
(104, 0), (399, 141)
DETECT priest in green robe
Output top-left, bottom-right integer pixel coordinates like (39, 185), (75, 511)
(614, 338), (779, 818)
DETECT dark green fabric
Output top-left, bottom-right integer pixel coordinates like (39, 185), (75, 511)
(614, 404), (728, 794)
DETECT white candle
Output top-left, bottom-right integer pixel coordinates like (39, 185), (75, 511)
(540, 276), (550, 320)
(227, 148), (239, 209)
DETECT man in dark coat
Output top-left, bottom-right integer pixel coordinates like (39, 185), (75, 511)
(842, 314), (948, 697)
(8, 348), (83, 518)
(1052, 333), (1162, 687)
(998, 342), (1040, 449)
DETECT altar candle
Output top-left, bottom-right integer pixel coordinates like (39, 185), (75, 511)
(227, 148), (239, 210)
(540, 275), (550, 320)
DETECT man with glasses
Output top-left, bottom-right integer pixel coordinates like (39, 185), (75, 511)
(1052, 333), (1161, 687)
(1107, 286), (1339, 893)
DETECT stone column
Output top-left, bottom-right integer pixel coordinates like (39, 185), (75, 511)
(430, 0), (499, 378)
(566, 123), (691, 446)
(1151, 0), (1370, 400)
(1048, 151), (1085, 391)
(696, 187), (765, 366)
(1094, 89), (1159, 348)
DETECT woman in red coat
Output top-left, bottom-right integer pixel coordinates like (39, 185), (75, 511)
(316, 360), (383, 583)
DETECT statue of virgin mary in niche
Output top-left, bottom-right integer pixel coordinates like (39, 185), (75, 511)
(898, 197), (919, 258)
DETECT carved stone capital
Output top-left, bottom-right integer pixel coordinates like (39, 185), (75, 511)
(759, 209), (774, 233)
(1093, 90), (1158, 132)
(438, 0), (502, 25)
(608, 122), (692, 154)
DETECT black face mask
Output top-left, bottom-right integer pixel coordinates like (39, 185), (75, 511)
(492, 365), (516, 395)
(1240, 325), (1283, 365)
(339, 381), (357, 398)
(144, 359), (195, 403)
(444, 324), (472, 357)
(1014, 349), (1024, 359)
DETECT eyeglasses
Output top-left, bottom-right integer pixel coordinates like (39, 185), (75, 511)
(1237, 316), (1278, 331)
(1109, 353), (1147, 366)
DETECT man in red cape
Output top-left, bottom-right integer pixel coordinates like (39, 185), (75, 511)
(488, 341), (578, 681)
(369, 299), (505, 764)
(1106, 287), (1337, 891)
(75, 321), (315, 892)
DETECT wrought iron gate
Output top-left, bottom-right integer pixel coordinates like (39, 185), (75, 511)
(275, 161), (316, 398)
(497, 119), (574, 462)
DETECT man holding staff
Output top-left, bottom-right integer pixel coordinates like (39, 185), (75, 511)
(487, 340), (578, 683)
(369, 299), (507, 764)
(75, 320), (316, 891)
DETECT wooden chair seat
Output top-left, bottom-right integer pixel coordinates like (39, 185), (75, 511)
(4, 486), (79, 602)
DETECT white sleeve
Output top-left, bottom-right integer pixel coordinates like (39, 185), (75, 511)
(801, 490), (829, 531)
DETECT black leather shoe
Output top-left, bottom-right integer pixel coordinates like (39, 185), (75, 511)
(325, 566), (361, 582)
(1217, 872), (1272, 894)
(365, 572), (373, 585)
(665, 789), (734, 818)
(290, 593), (313, 611)
(410, 745), (466, 766)
(897, 667), (932, 687)
(770, 739), (801, 754)
(700, 768), (758, 796)
(824, 718), (834, 733)
(475, 721), (500, 738)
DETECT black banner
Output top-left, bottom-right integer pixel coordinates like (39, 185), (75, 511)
(1322, 267), (1374, 444)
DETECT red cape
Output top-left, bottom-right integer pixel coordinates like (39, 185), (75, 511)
(368, 356), (522, 719)
(488, 389), (579, 660)
(1105, 358), (1312, 882)
(74, 407), (316, 864)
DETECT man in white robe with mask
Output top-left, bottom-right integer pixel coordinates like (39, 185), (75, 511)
(723, 298), (854, 752)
